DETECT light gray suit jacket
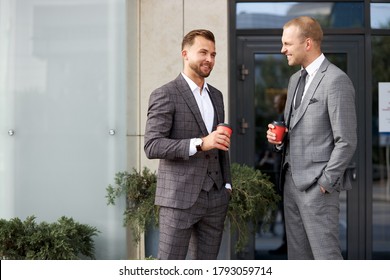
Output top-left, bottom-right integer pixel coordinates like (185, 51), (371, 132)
(283, 58), (357, 192)
(144, 74), (231, 209)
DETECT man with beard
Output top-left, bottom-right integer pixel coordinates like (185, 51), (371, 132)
(144, 29), (232, 259)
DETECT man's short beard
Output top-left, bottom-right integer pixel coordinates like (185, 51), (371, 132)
(190, 63), (212, 78)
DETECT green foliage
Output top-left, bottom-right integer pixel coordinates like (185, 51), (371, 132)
(107, 164), (280, 254)
(0, 216), (99, 260)
(106, 167), (158, 243)
(229, 163), (280, 252)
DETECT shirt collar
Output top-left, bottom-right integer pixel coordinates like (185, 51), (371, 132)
(304, 53), (325, 77)
(181, 72), (209, 93)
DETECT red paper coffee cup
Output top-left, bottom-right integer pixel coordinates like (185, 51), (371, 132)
(271, 121), (286, 142)
(217, 123), (232, 137)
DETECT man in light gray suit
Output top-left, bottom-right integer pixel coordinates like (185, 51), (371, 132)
(144, 29), (232, 260)
(266, 16), (357, 259)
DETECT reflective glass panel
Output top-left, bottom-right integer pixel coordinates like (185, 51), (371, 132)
(236, 2), (364, 29)
(0, 0), (127, 259)
(371, 3), (390, 29)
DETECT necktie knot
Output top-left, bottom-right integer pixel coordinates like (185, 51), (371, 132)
(294, 69), (308, 109)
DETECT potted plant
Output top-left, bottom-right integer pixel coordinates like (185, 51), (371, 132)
(0, 216), (99, 260)
(229, 163), (280, 253)
(106, 163), (280, 254)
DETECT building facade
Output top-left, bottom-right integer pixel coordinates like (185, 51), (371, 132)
(1, 0), (389, 260)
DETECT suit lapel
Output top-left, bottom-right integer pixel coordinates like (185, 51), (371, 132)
(285, 72), (300, 127)
(208, 88), (222, 126)
(290, 59), (330, 129)
(175, 75), (209, 135)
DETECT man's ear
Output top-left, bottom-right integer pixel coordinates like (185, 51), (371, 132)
(181, 49), (188, 59)
(305, 38), (315, 51)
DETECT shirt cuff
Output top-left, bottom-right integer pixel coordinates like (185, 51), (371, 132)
(189, 138), (197, 156)
(275, 144), (283, 150)
(224, 183), (232, 190)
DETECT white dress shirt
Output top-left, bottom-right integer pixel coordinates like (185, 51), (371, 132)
(299, 53), (325, 102)
(181, 73), (214, 156)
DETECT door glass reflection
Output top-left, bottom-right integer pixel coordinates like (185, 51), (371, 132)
(236, 2), (364, 29)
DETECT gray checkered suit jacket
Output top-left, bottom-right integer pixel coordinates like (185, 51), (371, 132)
(144, 74), (231, 209)
(282, 58), (357, 192)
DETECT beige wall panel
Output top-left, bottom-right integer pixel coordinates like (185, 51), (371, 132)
(127, 135), (141, 171)
(128, 0), (139, 138)
(128, 0), (143, 174)
(139, 0), (183, 136)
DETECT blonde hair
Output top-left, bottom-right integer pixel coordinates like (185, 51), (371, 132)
(284, 16), (323, 44)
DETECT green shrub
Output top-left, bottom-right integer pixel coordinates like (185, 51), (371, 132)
(229, 163), (280, 252)
(0, 216), (99, 260)
(106, 167), (158, 243)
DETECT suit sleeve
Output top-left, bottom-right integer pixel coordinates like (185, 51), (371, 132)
(144, 87), (191, 160)
(317, 73), (357, 190)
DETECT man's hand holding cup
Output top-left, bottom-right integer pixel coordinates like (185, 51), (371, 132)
(267, 121), (287, 145)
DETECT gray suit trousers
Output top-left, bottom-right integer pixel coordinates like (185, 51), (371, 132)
(158, 187), (230, 260)
(284, 167), (343, 260)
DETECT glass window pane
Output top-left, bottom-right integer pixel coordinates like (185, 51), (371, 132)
(371, 3), (390, 29)
(237, 2), (364, 29)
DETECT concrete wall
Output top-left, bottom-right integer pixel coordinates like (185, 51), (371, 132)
(127, 0), (229, 258)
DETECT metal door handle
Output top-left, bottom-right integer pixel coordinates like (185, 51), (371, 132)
(239, 118), (249, 134)
(346, 162), (357, 180)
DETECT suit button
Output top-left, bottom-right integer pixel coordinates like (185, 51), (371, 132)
(208, 171), (212, 175)
(215, 171), (219, 175)
(206, 155), (210, 159)
(215, 156), (218, 159)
